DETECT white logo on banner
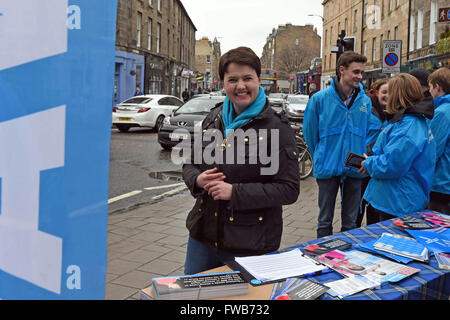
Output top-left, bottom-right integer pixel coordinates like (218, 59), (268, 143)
(0, 0), (68, 70)
(0, 106), (66, 294)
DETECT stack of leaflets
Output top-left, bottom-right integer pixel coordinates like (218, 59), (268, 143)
(356, 239), (414, 264)
(315, 250), (379, 275)
(434, 252), (450, 270)
(392, 215), (435, 231)
(303, 238), (352, 256)
(151, 271), (248, 300)
(420, 211), (450, 228)
(406, 228), (450, 254)
(325, 275), (380, 299)
(270, 278), (329, 300)
(373, 233), (429, 262)
(314, 249), (420, 283)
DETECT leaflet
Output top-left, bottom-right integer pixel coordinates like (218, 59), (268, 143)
(234, 248), (327, 282)
(326, 275), (380, 299)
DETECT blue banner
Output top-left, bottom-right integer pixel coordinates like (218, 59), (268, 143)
(0, 0), (117, 299)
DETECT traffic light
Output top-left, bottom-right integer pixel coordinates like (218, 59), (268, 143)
(343, 36), (355, 52)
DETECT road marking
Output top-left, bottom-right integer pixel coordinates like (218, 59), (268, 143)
(144, 182), (185, 191)
(152, 185), (188, 200)
(108, 190), (142, 204)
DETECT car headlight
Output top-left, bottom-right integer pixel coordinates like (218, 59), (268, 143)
(163, 116), (171, 125)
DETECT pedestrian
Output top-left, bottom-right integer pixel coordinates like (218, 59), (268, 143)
(409, 68), (431, 97)
(308, 83), (318, 98)
(427, 67), (450, 214)
(182, 88), (190, 102)
(182, 46), (300, 275)
(356, 78), (389, 228)
(359, 73), (436, 221)
(303, 51), (378, 238)
(134, 86), (143, 96)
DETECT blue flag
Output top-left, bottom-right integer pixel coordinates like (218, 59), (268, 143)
(0, 0), (117, 299)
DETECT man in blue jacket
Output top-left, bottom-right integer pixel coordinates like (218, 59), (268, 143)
(303, 51), (377, 238)
(428, 67), (450, 214)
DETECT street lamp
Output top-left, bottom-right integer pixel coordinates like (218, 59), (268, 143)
(307, 14), (324, 22)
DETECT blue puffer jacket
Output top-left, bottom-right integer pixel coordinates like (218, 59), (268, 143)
(363, 97), (436, 217)
(303, 78), (378, 179)
(429, 94), (450, 195)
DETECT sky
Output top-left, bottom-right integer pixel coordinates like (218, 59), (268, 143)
(181, 0), (324, 57)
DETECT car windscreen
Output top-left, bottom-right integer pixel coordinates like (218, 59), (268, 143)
(174, 98), (223, 115)
(269, 93), (285, 99)
(287, 96), (309, 104)
(121, 97), (152, 104)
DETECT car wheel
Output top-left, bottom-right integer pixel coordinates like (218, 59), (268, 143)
(116, 124), (130, 132)
(154, 115), (164, 132)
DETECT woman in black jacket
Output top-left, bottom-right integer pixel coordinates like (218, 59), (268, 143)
(182, 47), (300, 274)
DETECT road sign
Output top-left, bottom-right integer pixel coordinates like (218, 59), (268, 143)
(382, 40), (402, 73)
(438, 7), (450, 23)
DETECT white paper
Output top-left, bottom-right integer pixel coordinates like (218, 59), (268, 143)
(235, 248), (327, 281)
(326, 275), (380, 299)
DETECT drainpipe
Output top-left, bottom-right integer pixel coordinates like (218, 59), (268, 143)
(407, 0), (412, 65)
(361, 0), (365, 54)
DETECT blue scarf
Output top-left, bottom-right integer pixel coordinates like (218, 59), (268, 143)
(222, 86), (266, 137)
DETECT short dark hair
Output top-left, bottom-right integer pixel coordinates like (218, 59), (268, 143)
(218, 47), (261, 80)
(336, 51), (367, 78)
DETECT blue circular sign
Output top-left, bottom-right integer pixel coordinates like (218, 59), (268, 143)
(384, 53), (399, 67)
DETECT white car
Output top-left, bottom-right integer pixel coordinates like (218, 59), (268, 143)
(283, 95), (309, 122)
(112, 95), (184, 132)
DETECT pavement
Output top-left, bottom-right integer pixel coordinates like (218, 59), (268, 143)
(105, 176), (350, 300)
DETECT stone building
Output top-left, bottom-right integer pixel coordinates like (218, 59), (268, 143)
(260, 23), (321, 82)
(114, 0), (196, 105)
(321, 0), (449, 90)
(194, 37), (222, 91)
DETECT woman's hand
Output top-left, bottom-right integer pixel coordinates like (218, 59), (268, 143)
(358, 153), (369, 176)
(196, 167), (226, 190)
(204, 180), (233, 201)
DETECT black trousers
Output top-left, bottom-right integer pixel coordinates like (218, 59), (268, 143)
(428, 191), (450, 215)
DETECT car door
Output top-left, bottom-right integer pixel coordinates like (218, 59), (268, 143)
(159, 97), (183, 116)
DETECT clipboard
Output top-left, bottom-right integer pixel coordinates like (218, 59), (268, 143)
(225, 253), (330, 287)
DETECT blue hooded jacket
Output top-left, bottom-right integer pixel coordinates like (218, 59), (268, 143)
(303, 78), (378, 179)
(429, 94), (450, 195)
(363, 97), (436, 217)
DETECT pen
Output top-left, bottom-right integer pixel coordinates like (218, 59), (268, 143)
(303, 269), (334, 277)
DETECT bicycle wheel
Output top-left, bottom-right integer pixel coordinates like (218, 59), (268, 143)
(298, 146), (313, 180)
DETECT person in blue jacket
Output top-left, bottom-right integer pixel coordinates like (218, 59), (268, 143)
(359, 73), (436, 220)
(427, 67), (450, 214)
(303, 51), (379, 238)
(356, 78), (389, 228)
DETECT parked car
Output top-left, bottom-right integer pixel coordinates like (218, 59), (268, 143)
(112, 95), (184, 132)
(268, 92), (287, 113)
(283, 94), (309, 122)
(158, 95), (226, 150)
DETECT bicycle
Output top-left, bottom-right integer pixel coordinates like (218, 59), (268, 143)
(290, 122), (313, 180)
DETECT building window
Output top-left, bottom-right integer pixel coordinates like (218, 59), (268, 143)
(147, 18), (152, 50)
(394, 26), (398, 40)
(156, 23), (161, 53)
(206, 55), (211, 63)
(409, 14), (415, 51)
(353, 9), (358, 33)
(417, 8), (423, 49)
(372, 37), (377, 62)
(330, 26), (333, 45)
(157, 0), (161, 12)
(148, 0), (152, 6)
(389, 0), (393, 12)
(396, 0), (399, 8)
(387, 30), (391, 40)
(363, 40), (367, 56)
(137, 12), (142, 47)
(430, 0), (438, 45)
